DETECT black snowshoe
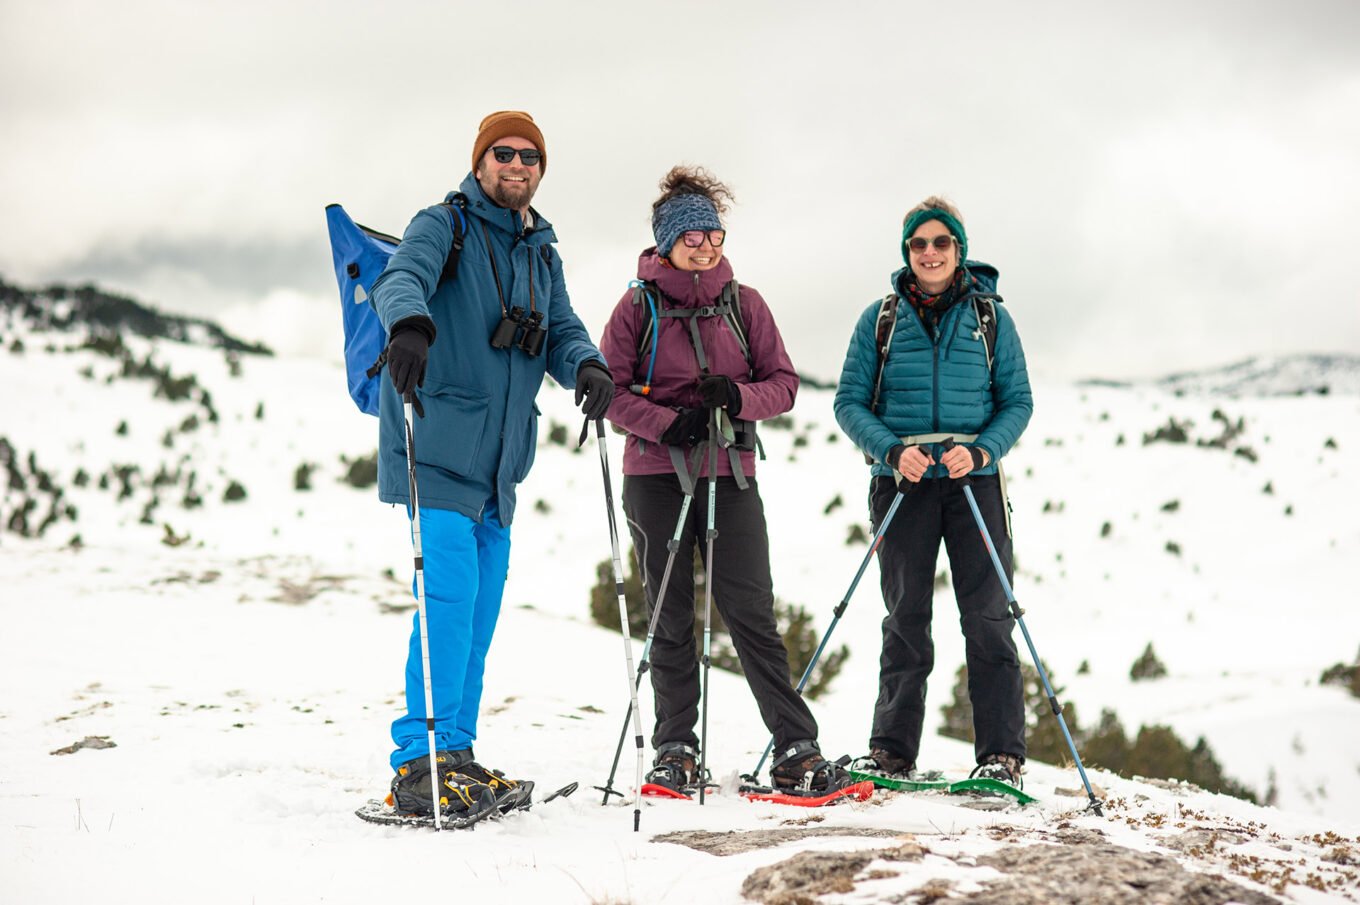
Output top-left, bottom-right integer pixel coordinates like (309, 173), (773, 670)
(359, 750), (536, 829)
(769, 740), (856, 795)
(847, 746), (915, 778)
(969, 753), (1024, 789)
(642, 742), (710, 796)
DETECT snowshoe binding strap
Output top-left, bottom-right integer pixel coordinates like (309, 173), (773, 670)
(970, 753), (1023, 789)
(771, 741), (853, 793)
(456, 761), (531, 812)
(390, 749), (499, 817)
(848, 747), (914, 777)
(646, 742), (700, 794)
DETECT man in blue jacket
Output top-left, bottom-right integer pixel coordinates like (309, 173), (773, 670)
(370, 111), (614, 817)
(834, 196), (1033, 788)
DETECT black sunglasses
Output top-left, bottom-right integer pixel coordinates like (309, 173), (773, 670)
(905, 235), (956, 253)
(490, 146), (543, 166)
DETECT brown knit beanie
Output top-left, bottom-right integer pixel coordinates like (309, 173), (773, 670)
(471, 111), (546, 174)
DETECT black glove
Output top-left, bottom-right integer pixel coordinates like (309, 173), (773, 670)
(659, 408), (710, 447)
(386, 316), (435, 417)
(696, 374), (742, 415)
(575, 361), (615, 420)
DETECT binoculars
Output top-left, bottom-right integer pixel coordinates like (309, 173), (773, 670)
(490, 306), (546, 357)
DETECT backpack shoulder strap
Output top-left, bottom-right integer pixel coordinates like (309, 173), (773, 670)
(629, 280), (662, 396)
(868, 293), (900, 413)
(970, 293), (1000, 372)
(632, 279), (660, 359)
(719, 280), (752, 373)
(437, 193), (468, 286)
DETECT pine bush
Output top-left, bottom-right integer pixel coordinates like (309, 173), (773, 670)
(587, 546), (846, 699)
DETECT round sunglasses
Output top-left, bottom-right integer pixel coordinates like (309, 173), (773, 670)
(905, 235), (957, 253)
(680, 229), (726, 248)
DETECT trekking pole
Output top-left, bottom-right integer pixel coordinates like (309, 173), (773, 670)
(698, 410), (720, 805)
(594, 447), (701, 808)
(745, 476), (915, 783)
(941, 438), (1103, 816)
(583, 418), (647, 831)
(403, 393), (442, 830)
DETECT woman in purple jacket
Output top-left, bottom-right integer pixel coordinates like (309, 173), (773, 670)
(599, 166), (849, 795)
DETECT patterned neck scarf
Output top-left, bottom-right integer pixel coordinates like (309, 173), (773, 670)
(905, 269), (971, 337)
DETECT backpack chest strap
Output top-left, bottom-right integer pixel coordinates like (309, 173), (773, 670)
(653, 303), (732, 374)
(657, 304), (734, 320)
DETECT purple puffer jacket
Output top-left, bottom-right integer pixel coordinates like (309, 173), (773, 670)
(599, 248), (799, 477)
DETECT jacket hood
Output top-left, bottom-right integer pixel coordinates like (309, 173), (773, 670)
(452, 174), (557, 243)
(636, 247), (736, 305)
(892, 260), (1000, 299)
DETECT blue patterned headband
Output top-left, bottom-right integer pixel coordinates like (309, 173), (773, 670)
(652, 194), (722, 256)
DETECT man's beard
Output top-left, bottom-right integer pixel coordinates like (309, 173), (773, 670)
(486, 177), (535, 211)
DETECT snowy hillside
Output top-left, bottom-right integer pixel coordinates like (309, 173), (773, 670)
(2, 281), (1359, 904)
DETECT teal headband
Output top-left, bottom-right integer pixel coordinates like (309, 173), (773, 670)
(901, 208), (967, 265)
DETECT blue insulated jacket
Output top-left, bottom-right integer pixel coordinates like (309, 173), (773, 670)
(834, 264), (1033, 480)
(369, 174), (603, 525)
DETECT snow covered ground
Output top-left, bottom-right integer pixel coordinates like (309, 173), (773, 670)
(2, 305), (1358, 903)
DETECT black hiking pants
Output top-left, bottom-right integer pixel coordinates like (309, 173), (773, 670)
(868, 474), (1026, 766)
(622, 473), (818, 755)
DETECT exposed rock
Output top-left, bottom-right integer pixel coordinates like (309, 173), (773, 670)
(1139, 776), (1205, 795)
(1049, 827), (1109, 845)
(654, 826), (908, 857)
(741, 850), (873, 904)
(740, 843), (924, 904)
(1158, 828), (1250, 853)
(50, 735), (117, 755)
(956, 838), (1280, 905)
(732, 825), (1283, 905)
(912, 879), (956, 903)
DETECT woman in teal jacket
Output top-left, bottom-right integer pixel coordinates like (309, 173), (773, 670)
(834, 195), (1033, 787)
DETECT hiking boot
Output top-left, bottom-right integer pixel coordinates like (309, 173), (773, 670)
(390, 749), (496, 817)
(970, 753), (1024, 787)
(848, 746), (915, 777)
(646, 742), (699, 793)
(770, 740), (855, 794)
(458, 760), (530, 812)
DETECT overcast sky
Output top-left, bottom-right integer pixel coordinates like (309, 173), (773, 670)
(2, 0), (1357, 382)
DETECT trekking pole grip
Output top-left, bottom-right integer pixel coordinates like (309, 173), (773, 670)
(940, 437), (973, 487)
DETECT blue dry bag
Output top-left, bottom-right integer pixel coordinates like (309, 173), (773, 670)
(324, 199), (465, 415)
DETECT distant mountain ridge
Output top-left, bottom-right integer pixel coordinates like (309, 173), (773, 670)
(1080, 354), (1360, 397)
(1160, 354), (1360, 397)
(0, 274), (272, 356)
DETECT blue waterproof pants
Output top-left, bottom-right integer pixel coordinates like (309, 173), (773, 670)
(389, 502), (512, 770)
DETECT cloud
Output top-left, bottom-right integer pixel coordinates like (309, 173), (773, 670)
(2, 0), (1358, 381)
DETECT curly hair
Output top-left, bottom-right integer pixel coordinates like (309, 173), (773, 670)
(652, 165), (735, 219)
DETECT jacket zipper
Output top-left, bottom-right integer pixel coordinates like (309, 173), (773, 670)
(931, 313), (942, 434)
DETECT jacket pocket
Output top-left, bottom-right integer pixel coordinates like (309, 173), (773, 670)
(415, 381), (490, 478)
(511, 403), (540, 483)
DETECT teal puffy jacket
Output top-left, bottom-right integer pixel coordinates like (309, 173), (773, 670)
(834, 263), (1033, 480)
(370, 175), (603, 525)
